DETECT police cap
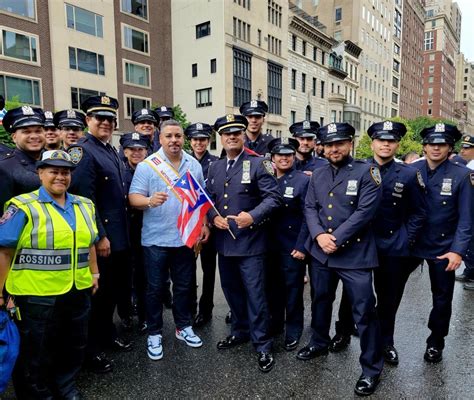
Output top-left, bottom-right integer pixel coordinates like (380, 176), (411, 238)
(461, 134), (474, 148)
(37, 150), (76, 169)
(132, 108), (159, 125)
(368, 120), (406, 141)
(317, 122), (355, 145)
(185, 123), (213, 139)
(268, 137), (299, 154)
(44, 111), (56, 128)
(54, 109), (86, 129)
(81, 95), (119, 117)
(239, 100), (268, 116)
(214, 114), (248, 135)
(289, 120), (320, 138)
(120, 132), (149, 149)
(420, 123), (461, 145)
(2, 106), (45, 133)
(155, 106), (174, 119)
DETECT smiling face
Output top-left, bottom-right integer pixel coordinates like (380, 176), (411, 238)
(221, 130), (245, 155)
(159, 124), (184, 158)
(44, 127), (61, 146)
(460, 146), (474, 161)
(323, 140), (352, 165)
(86, 115), (116, 142)
(134, 120), (155, 137)
(190, 137), (210, 156)
(296, 136), (315, 155)
(123, 147), (147, 167)
(12, 125), (45, 153)
(246, 115), (264, 135)
(423, 143), (451, 162)
(370, 138), (399, 161)
(272, 153), (295, 173)
(38, 166), (71, 196)
(60, 126), (84, 149)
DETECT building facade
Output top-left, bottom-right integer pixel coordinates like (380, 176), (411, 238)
(455, 53), (474, 134)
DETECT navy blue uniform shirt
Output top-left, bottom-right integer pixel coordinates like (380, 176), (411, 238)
(295, 156), (328, 173)
(245, 132), (275, 156)
(191, 150), (218, 182)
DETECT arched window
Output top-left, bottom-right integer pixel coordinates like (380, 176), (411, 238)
(305, 105), (311, 120)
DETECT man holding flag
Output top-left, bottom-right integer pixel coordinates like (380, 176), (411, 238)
(129, 119), (209, 360)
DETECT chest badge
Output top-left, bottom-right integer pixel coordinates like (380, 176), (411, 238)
(392, 182), (404, 198)
(440, 178), (452, 196)
(68, 147), (83, 164)
(284, 186), (294, 198)
(346, 180), (358, 196)
(242, 160), (251, 184)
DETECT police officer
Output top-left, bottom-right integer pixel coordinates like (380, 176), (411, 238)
(54, 109), (86, 151)
(68, 95), (132, 373)
(152, 106), (175, 152)
(299, 122), (384, 396)
(333, 121), (427, 365)
(43, 111), (61, 150)
(132, 108), (159, 145)
(289, 120), (328, 173)
(185, 123), (219, 327)
(0, 106), (45, 211)
(120, 132), (149, 332)
(239, 100), (274, 156)
(207, 114), (282, 372)
(411, 123), (472, 363)
(266, 137), (310, 351)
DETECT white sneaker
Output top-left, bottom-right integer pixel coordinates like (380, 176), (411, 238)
(147, 334), (163, 360)
(175, 326), (203, 348)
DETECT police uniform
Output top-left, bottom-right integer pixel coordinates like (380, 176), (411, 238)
(0, 150), (98, 399)
(290, 120), (328, 172)
(0, 142), (12, 156)
(54, 109), (86, 151)
(207, 114), (282, 372)
(301, 122), (383, 394)
(0, 106), (45, 211)
(43, 111), (55, 129)
(119, 108), (156, 159)
(68, 95), (131, 371)
(335, 121), (428, 364)
(410, 123), (472, 362)
(266, 137), (310, 350)
(185, 123), (219, 324)
(240, 100), (274, 156)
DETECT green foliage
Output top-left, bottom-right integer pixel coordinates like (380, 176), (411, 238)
(172, 104), (191, 152)
(355, 116), (459, 159)
(0, 97), (23, 148)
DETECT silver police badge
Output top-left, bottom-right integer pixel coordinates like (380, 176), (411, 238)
(250, 100), (258, 108)
(383, 121), (393, 131)
(141, 109), (149, 115)
(22, 106), (34, 115)
(132, 132), (140, 140)
(44, 111), (54, 119)
(67, 109), (76, 119)
(161, 106), (167, 111)
(392, 182), (404, 198)
(284, 186), (294, 198)
(303, 120), (310, 129)
(281, 137), (289, 145)
(242, 160), (251, 183)
(346, 180), (358, 196)
(327, 123), (338, 134)
(196, 123), (203, 130)
(440, 178), (452, 196)
(434, 123), (445, 133)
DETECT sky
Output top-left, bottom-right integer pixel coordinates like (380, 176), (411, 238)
(456, 0), (474, 61)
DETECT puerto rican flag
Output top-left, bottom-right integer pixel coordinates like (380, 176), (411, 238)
(174, 170), (212, 248)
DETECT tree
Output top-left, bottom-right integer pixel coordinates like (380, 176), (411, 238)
(0, 97), (23, 148)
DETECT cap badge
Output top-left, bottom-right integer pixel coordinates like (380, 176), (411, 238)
(44, 111), (53, 119)
(161, 106), (167, 111)
(250, 100), (258, 108)
(327, 123), (338, 134)
(383, 121), (393, 131)
(281, 137), (289, 145)
(303, 121), (310, 129)
(141, 109), (148, 115)
(21, 106), (34, 116)
(67, 109), (76, 118)
(196, 123), (203, 130)
(226, 114), (235, 122)
(464, 136), (471, 141)
(50, 150), (68, 160)
(101, 96), (111, 105)
(132, 132), (140, 140)
(434, 123), (445, 133)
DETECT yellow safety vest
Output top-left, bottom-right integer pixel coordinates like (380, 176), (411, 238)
(5, 190), (98, 296)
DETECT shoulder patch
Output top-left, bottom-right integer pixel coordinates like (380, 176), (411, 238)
(262, 159), (275, 176)
(68, 146), (83, 165)
(370, 166), (382, 186)
(470, 173), (474, 187)
(416, 170), (426, 189)
(0, 205), (19, 225)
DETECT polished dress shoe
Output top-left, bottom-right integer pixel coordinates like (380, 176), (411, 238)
(86, 353), (112, 374)
(296, 345), (328, 360)
(383, 345), (399, 365)
(193, 313), (212, 328)
(424, 346), (443, 363)
(257, 352), (275, 372)
(284, 339), (299, 352)
(354, 374), (380, 396)
(225, 310), (232, 324)
(112, 337), (133, 352)
(217, 335), (249, 350)
(329, 333), (351, 352)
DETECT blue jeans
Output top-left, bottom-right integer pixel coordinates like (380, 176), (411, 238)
(143, 245), (195, 334)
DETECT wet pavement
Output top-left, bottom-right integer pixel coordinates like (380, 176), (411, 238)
(3, 263), (473, 399)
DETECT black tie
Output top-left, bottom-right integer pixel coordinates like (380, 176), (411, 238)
(226, 159), (235, 177)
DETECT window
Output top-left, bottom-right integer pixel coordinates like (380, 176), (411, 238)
(394, 43), (400, 55)
(313, 46), (317, 61)
(267, 62), (282, 115)
(196, 88), (212, 108)
(428, 76), (434, 83)
(302, 41), (306, 56)
(196, 21), (211, 38)
(233, 48), (251, 106)
(331, 110), (336, 122)
(71, 87), (105, 109)
(334, 30), (342, 42)
(0, 0), (35, 20)
(192, 63), (198, 77)
(393, 59), (400, 73)
(428, 65), (434, 73)
(291, 69), (296, 90)
(234, 18), (251, 42)
(392, 76), (399, 88)
(291, 111), (296, 124)
(121, 0), (147, 20)
(210, 58), (216, 73)
(391, 92), (398, 104)
(321, 51), (326, 65)
(424, 31), (434, 51)
(305, 105), (311, 120)
(123, 25), (149, 54)
(125, 95), (151, 118)
(321, 80), (325, 99)
(292, 34), (297, 51)
(0, 73), (41, 105)
(268, 0), (282, 27)
(69, 47), (104, 75)
(320, 117), (324, 126)
(124, 61), (150, 87)
(301, 73), (306, 93)
(312, 77), (317, 96)
(0, 28), (38, 63)
(258, 29), (261, 46)
(335, 7), (342, 21)
(66, 4), (103, 37)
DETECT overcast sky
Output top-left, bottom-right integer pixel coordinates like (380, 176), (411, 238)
(456, 0), (474, 61)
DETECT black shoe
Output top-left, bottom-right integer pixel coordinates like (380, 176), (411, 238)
(329, 334), (351, 352)
(354, 374), (380, 396)
(194, 313), (212, 328)
(284, 339), (299, 352)
(217, 335), (249, 350)
(121, 317), (133, 332)
(296, 345), (328, 360)
(225, 310), (232, 324)
(112, 337), (133, 352)
(383, 345), (399, 365)
(257, 352), (275, 372)
(424, 346), (443, 363)
(86, 353), (112, 374)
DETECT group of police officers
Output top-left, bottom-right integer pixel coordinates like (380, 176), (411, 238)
(0, 94), (473, 397)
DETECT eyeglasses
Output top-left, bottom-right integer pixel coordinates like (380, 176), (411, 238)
(94, 115), (116, 123)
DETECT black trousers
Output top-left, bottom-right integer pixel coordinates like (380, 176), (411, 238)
(13, 288), (91, 400)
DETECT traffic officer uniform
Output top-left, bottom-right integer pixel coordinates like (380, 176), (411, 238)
(289, 120), (328, 172)
(207, 114), (282, 372)
(68, 96), (131, 372)
(334, 121), (428, 364)
(240, 100), (274, 156)
(185, 123), (219, 324)
(266, 137), (310, 351)
(300, 122), (384, 396)
(0, 106), (45, 212)
(411, 123), (472, 362)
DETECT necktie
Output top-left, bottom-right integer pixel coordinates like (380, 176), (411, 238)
(226, 159), (235, 177)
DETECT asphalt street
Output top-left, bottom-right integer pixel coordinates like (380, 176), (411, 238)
(2, 262), (473, 399)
